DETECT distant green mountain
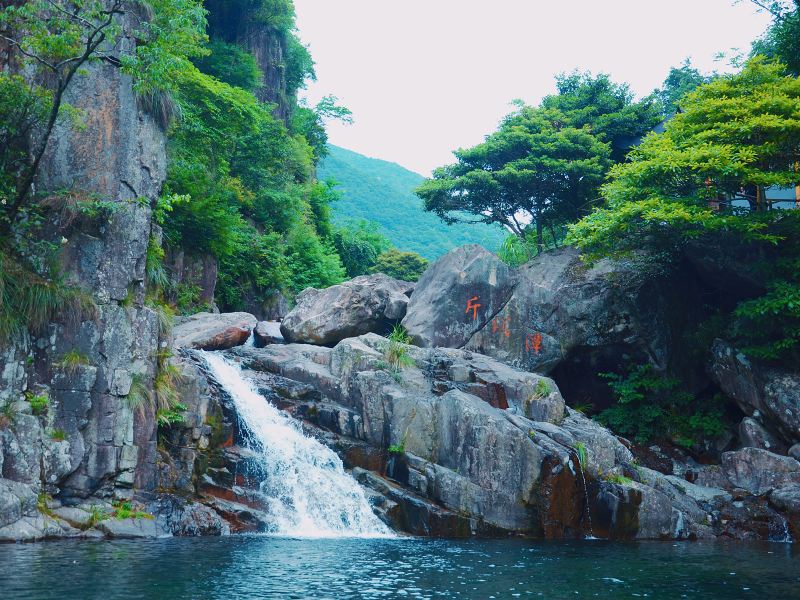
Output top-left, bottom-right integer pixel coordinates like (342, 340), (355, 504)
(317, 145), (505, 260)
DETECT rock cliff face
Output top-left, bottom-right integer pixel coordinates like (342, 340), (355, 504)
(0, 14), (170, 539)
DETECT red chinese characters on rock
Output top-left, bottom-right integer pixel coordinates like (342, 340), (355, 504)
(465, 296), (481, 320)
(525, 332), (543, 355)
(492, 316), (511, 337)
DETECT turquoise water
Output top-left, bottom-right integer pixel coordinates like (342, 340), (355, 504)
(0, 537), (797, 599)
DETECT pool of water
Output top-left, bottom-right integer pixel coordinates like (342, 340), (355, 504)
(0, 537), (797, 599)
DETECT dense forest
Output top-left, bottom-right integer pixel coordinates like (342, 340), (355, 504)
(318, 145), (505, 259)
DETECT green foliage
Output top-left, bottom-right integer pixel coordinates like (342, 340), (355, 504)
(193, 39), (263, 91)
(157, 402), (189, 426)
(372, 249), (428, 282)
(751, 1), (800, 75)
(597, 364), (726, 446)
(0, 74), (50, 210)
(26, 391), (49, 416)
(49, 428), (67, 442)
(381, 325), (415, 375)
(54, 349), (90, 374)
(145, 236), (170, 291)
(541, 71), (662, 161)
(284, 221), (346, 293)
(534, 379), (551, 397)
(0, 0), (206, 219)
(567, 57), (800, 364)
(86, 506), (109, 529)
(603, 473), (634, 486)
(126, 373), (150, 412)
(0, 252), (95, 343)
(331, 221), (391, 277)
(162, 57), (344, 304)
(216, 226), (290, 310)
(387, 443), (405, 455)
(734, 280), (800, 362)
(656, 59), (714, 115)
(417, 106), (612, 252)
(573, 441), (588, 470)
(0, 400), (17, 429)
(318, 146), (506, 260)
(112, 500), (154, 520)
(37, 492), (55, 518)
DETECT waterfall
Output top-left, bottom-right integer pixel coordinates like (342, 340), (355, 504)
(202, 352), (393, 538)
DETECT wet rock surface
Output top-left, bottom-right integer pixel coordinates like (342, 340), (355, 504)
(208, 334), (718, 539)
(173, 312), (257, 351)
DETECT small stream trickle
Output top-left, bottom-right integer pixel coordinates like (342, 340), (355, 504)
(574, 455), (596, 539)
(202, 351), (393, 538)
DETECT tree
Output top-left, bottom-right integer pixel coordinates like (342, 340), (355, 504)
(750, 0), (800, 75)
(332, 221), (391, 277)
(656, 59), (714, 115)
(567, 57), (800, 363)
(372, 249), (428, 282)
(417, 72), (660, 253)
(541, 71), (662, 160)
(0, 0), (207, 230)
(416, 106), (611, 253)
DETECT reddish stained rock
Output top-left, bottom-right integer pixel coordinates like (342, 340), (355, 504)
(173, 312), (257, 351)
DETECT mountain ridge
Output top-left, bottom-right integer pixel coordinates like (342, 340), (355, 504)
(318, 145), (505, 259)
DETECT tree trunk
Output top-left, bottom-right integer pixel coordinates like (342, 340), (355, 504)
(535, 205), (543, 255)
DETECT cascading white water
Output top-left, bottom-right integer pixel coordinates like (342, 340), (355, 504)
(202, 352), (393, 538)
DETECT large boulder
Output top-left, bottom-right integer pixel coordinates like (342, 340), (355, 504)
(721, 447), (800, 495)
(281, 274), (413, 345)
(253, 321), (284, 347)
(465, 247), (677, 375)
(710, 339), (800, 445)
(402, 245), (517, 349)
(173, 312), (257, 351)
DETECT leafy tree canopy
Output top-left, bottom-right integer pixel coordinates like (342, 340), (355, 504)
(750, 0), (800, 75)
(656, 59), (715, 115)
(372, 249), (428, 282)
(417, 106), (612, 252)
(567, 57), (800, 364)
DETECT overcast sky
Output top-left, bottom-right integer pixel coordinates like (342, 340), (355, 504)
(294, 0), (772, 175)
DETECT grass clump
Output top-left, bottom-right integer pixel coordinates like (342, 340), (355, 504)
(573, 441), (588, 470)
(382, 325), (415, 374)
(54, 349), (90, 374)
(387, 443), (405, 455)
(0, 400), (17, 428)
(49, 428), (67, 441)
(603, 472), (633, 486)
(26, 391), (48, 416)
(0, 252), (95, 343)
(112, 500), (153, 520)
(37, 492), (56, 518)
(86, 505), (110, 529)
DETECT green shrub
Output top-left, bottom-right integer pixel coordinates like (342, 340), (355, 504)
(26, 392), (49, 416)
(597, 363), (726, 446)
(112, 500), (153, 520)
(0, 400), (16, 428)
(387, 443), (405, 455)
(49, 428), (67, 441)
(54, 349), (90, 374)
(371, 248), (428, 282)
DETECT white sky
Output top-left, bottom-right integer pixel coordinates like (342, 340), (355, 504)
(294, 0), (772, 175)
